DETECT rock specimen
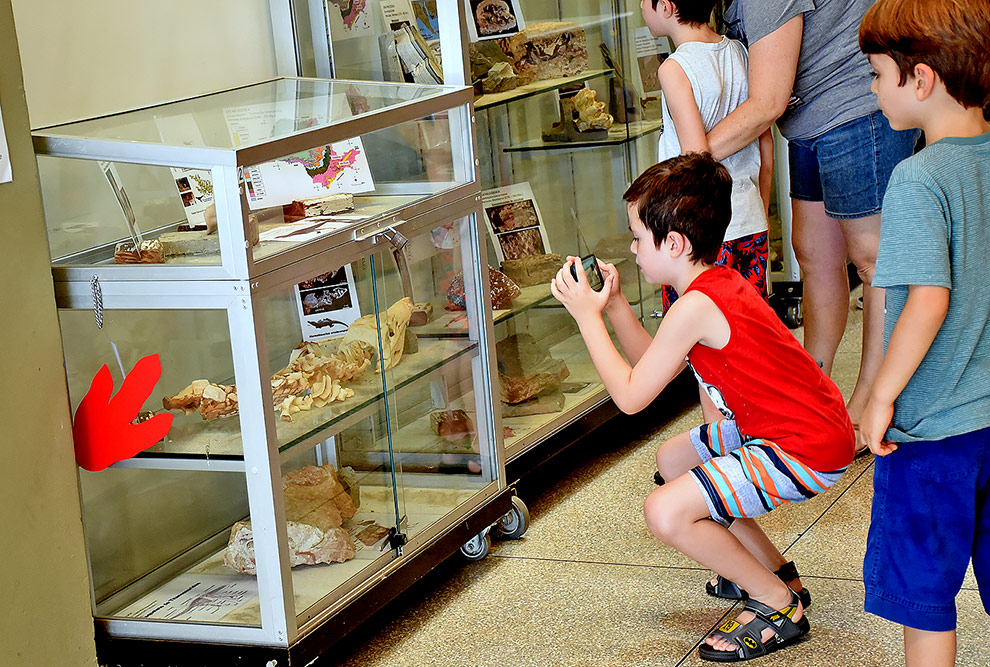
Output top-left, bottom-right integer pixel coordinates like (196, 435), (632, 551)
(224, 464), (359, 574)
(409, 302), (434, 327)
(224, 520), (356, 574)
(481, 62), (523, 93)
(114, 239), (165, 264)
(159, 230), (219, 257)
(282, 193), (354, 222)
(496, 333), (570, 404)
(501, 390), (566, 417)
(500, 253), (563, 287)
(430, 409), (475, 440)
(447, 266), (521, 311)
(573, 88), (614, 132)
(500, 22), (588, 83)
(340, 297), (415, 371)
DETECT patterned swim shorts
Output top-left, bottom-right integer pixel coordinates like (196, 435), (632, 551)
(689, 419), (846, 526)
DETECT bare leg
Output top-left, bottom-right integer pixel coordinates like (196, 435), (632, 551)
(644, 476), (801, 651)
(791, 199), (849, 375)
(655, 433), (800, 591)
(904, 627), (956, 667)
(838, 213), (884, 427)
(699, 386), (722, 425)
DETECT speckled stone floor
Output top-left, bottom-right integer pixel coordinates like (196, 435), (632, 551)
(320, 289), (990, 666)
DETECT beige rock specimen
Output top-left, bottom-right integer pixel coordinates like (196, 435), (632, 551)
(500, 253), (563, 287)
(409, 302), (433, 327)
(159, 231), (219, 257)
(341, 297), (415, 371)
(573, 88), (614, 131)
(496, 333), (570, 404)
(224, 520), (356, 574)
(224, 464), (359, 574)
(501, 22), (588, 83)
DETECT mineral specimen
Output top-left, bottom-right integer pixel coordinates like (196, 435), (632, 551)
(113, 239), (165, 264)
(340, 297), (415, 371)
(500, 22), (588, 83)
(500, 253), (563, 287)
(496, 333), (570, 404)
(447, 266), (521, 310)
(224, 464), (359, 574)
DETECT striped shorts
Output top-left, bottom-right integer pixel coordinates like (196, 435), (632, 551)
(689, 420), (846, 526)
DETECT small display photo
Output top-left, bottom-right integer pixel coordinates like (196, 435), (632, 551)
(175, 176), (191, 193)
(180, 191), (196, 206)
(481, 182), (552, 261)
(465, 0), (525, 41)
(635, 28), (673, 95)
(294, 265), (362, 340)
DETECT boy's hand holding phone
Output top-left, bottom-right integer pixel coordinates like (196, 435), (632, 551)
(551, 255), (615, 323)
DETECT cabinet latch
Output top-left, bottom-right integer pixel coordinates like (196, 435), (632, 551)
(382, 527), (408, 557)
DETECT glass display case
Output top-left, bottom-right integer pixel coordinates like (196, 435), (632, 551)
(37, 78), (510, 660)
(290, 0), (667, 465)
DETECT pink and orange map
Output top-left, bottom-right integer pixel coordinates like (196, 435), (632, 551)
(329, 0), (369, 30)
(285, 145), (361, 189)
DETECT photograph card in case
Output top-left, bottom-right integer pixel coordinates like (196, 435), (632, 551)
(295, 264), (362, 340)
(464, 0), (525, 42)
(481, 182), (552, 262)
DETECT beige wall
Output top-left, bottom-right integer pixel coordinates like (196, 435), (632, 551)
(12, 0), (281, 128)
(0, 0), (99, 664)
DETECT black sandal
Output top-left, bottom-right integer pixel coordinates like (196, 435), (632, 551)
(705, 561), (812, 609)
(698, 589), (810, 662)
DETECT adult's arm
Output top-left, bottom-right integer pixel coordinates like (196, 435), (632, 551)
(707, 15), (804, 161)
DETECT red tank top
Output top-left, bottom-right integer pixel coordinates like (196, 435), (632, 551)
(684, 267), (854, 471)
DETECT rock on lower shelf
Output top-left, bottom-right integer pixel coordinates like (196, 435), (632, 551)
(497, 333), (570, 404)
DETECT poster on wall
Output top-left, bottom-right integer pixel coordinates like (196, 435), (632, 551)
(481, 182), (552, 262)
(380, 0), (415, 27)
(242, 140), (375, 211)
(326, 0), (376, 39)
(294, 265), (362, 340)
(410, 0), (441, 40)
(464, 0), (525, 42)
(0, 98), (11, 184)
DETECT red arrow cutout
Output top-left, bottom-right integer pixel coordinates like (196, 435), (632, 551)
(72, 353), (174, 471)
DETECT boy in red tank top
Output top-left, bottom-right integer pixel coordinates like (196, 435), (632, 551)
(551, 153), (854, 662)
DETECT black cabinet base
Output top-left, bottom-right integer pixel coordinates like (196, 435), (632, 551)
(96, 488), (512, 667)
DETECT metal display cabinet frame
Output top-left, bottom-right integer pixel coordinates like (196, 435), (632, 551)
(285, 0), (667, 498)
(37, 77), (513, 664)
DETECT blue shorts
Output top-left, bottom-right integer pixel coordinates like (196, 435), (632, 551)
(788, 110), (918, 220)
(864, 427), (990, 631)
(689, 420), (846, 527)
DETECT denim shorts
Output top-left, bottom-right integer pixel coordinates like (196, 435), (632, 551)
(788, 110), (919, 220)
(864, 427), (990, 631)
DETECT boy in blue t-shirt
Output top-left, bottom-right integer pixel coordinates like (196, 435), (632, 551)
(859, 0), (990, 663)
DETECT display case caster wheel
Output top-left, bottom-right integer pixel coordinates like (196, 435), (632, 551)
(497, 495), (530, 540)
(460, 528), (491, 561)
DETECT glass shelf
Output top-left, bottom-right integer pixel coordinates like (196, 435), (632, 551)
(475, 69), (613, 110)
(503, 119), (663, 153)
(119, 338), (480, 470)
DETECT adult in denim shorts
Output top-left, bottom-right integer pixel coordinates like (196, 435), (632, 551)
(707, 0), (918, 442)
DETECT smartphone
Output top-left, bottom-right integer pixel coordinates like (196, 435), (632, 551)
(570, 253), (605, 291)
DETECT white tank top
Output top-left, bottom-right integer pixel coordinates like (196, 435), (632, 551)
(658, 37), (767, 242)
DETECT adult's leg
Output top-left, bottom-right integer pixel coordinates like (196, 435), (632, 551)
(644, 476), (800, 651)
(839, 213), (884, 426)
(903, 627), (956, 667)
(791, 199), (849, 375)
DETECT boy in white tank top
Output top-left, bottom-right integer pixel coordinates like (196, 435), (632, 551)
(644, 0), (772, 317)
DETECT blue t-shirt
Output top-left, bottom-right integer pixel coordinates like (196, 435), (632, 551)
(873, 132), (990, 442)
